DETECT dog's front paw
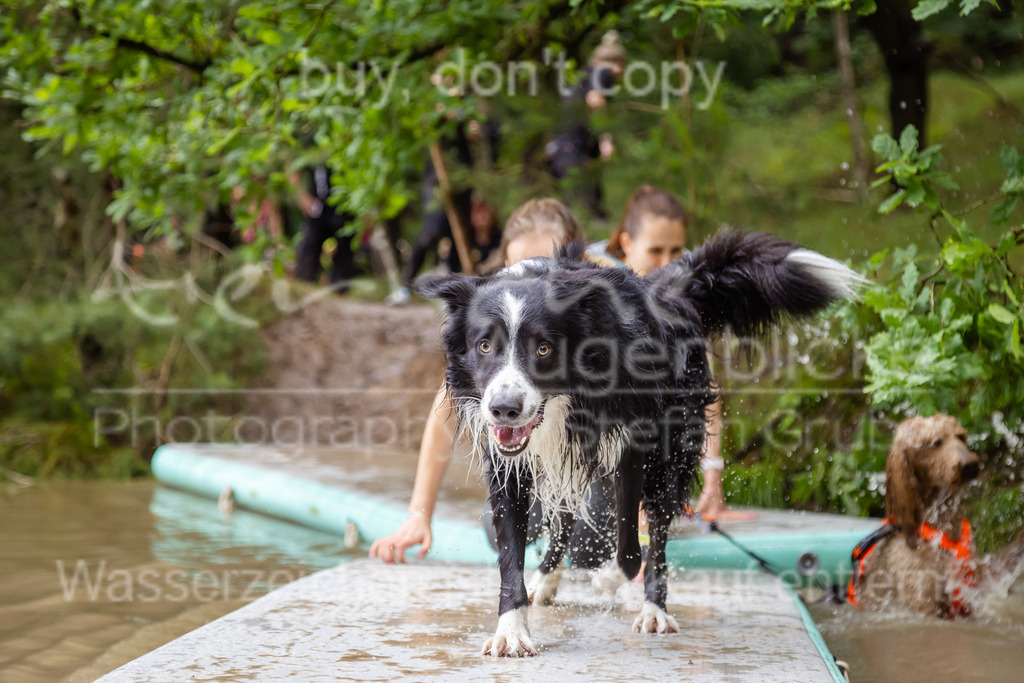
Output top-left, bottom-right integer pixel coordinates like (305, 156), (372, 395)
(527, 568), (563, 606)
(632, 601), (680, 634)
(481, 607), (537, 657)
(592, 560), (629, 597)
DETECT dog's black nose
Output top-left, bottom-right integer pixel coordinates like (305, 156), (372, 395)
(489, 395), (523, 422)
(961, 459), (979, 482)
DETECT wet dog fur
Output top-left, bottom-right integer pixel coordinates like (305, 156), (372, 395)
(416, 232), (862, 655)
(853, 414), (1024, 617)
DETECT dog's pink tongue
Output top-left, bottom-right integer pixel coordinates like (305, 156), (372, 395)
(495, 424), (531, 446)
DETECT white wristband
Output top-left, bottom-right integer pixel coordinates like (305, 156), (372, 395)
(701, 457), (725, 472)
(408, 508), (429, 520)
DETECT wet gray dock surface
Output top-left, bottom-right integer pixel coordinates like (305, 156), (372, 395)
(100, 560), (836, 681)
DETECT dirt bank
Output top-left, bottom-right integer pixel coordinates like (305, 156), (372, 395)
(251, 296), (446, 451)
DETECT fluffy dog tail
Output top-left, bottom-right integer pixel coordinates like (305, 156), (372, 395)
(649, 230), (865, 337)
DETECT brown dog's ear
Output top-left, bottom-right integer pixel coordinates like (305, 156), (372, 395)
(886, 423), (923, 548)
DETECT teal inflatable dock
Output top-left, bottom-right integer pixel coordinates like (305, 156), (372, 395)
(152, 443), (880, 587)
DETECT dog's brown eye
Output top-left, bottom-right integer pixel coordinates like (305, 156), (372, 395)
(930, 438), (943, 448)
(478, 340), (492, 354)
(537, 342), (551, 357)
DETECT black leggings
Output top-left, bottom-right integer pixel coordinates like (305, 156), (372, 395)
(401, 189), (472, 288)
(294, 215), (357, 289)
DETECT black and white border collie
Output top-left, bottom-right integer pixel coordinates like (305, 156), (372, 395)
(416, 232), (863, 656)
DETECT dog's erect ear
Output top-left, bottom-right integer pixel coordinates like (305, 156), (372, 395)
(886, 420), (924, 548)
(553, 241), (587, 264)
(413, 273), (482, 309)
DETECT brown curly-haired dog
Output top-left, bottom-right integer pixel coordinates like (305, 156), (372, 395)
(849, 414), (1024, 617)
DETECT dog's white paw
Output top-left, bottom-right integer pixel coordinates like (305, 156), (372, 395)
(592, 560), (629, 597)
(481, 607), (537, 657)
(632, 601), (680, 634)
(527, 568), (563, 606)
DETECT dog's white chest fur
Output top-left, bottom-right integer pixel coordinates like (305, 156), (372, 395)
(472, 395), (626, 516)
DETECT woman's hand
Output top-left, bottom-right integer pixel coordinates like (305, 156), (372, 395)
(696, 468), (757, 522)
(368, 515), (433, 563)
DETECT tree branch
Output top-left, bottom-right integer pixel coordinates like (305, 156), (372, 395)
(68, 5), (210, 74)
(113, 35), (209, 73)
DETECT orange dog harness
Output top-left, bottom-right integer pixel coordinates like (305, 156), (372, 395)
(918, 518), (976, 616)
(847, 518), (976, 616)
(846, 520), (896, 607)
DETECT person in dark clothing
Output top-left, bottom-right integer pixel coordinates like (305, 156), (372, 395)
(468, 193), (503, 271)
(410, 163), (473, 278)
(545, 31), (625, 218)
(386, 113), (500, 304)
(292, 165), (358, 292)
(202, 203), (238, 250)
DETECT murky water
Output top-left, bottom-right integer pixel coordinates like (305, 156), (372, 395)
(3, 479), (1024, 681)
(809, 593), (1024, 682)
(0, 480), (355, 682)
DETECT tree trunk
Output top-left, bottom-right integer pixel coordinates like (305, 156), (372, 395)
(833, 10), (868, 200)
(861, 0), (931, 146)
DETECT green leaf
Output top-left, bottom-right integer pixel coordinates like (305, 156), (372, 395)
(863, 287), (895, 312)
(904, 182), (926, 207)
(988, 303), (1016, 326)
(1001, 145), (1022, 172)
(878, 189), (906, 214)
(899, 261), (921, 301)
(872, 133), (900, 161)
(258, 29), (282, 46)
(941, 209), (967, 232)
(1004, 280), (1021, 308)
(229, 58), (254, 77)
(943, 236), (992, 269)
(997, 231), (1019, 257)
(867, 248), (890, 271)
(912, 0), (952, 20)
(930, 172), (960, 191)
(899, 124), (920, 155)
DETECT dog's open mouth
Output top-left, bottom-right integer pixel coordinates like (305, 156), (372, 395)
(492, 404), (545, 456)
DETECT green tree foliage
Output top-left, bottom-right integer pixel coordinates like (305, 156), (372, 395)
(0, 295), (265, 478)
(1, 0), (867, 236)
(719, 124), (1024, 521)
(860, 127), (1024, 441)
(1, 0), (605, 232)
(812, 127), (1024, 544)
